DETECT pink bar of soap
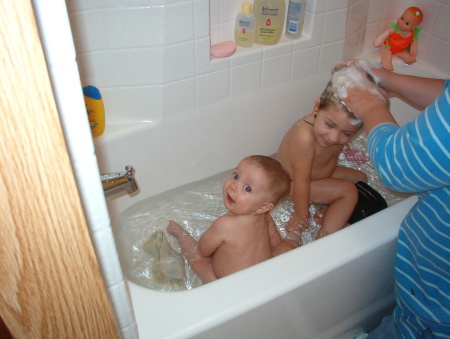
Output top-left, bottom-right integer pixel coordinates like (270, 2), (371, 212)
(210, 41), (237, 58)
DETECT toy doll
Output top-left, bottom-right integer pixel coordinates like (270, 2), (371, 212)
(374, 7), (423, 71)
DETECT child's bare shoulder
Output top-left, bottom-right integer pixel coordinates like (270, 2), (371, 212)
(290, 117), (315, 145)
(214, 213), (244, 229)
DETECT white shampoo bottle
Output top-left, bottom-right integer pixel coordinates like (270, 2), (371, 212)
(285, 0), (307, 39)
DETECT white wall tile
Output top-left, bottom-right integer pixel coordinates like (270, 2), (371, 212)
(347, 0), (369, 36)
(367, 0), (384, 24)
(261, 54), (292, 89)
(109, 48), (165, 86)
(194, 0), (210, 38)
(414, 0), (439, 34)
(220, 0), (241, 22)
(160, 2), (195, 45)
(422, 34), (450, 74)
(433, 2), (450, 43)
(381, 1), (404, 22)
(69, 11), (107, 53)
(318, 41), (345, 72)
(361, 22), (380, 55)
(112, 86), (163, 122)
(231, 47), (264, 67)
(230, 61), (262, 97)
(196, 70), (230, 107)
(307, 0), (328, 13)
(344, 30), (362, 59)
(322, 9), (348, 44)
(263, 40), (294, 58)
(162, 79), (196, 116)
(162, 41), (195, 82)
(327, 0), (349, 11)
(103, 8), (155, 48)
(77, 51), (112, 87)
(300, 12), (325, 48)
(291, 46), (320, 80)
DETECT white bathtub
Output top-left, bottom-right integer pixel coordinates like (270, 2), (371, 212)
(95, 59), (446, 338)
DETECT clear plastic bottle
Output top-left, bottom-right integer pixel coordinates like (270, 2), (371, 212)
(234, 2), (256, 47)
(285, 0), (307, 39)
(253, 0), (286, 45)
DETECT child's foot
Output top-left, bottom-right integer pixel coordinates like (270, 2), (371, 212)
(167, 220), (188, 239)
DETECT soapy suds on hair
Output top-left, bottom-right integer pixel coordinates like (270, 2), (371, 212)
(331, 61), (384, 113)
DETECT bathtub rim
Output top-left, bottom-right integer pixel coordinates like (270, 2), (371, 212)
(128, 195), (418, 339)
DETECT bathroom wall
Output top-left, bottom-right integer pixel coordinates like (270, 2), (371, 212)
(66, 0), (449, 130)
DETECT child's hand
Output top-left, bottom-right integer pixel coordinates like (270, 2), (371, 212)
(286, 213), (309, 231)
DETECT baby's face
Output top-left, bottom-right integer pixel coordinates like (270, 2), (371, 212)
(222, 160), (272, 215)
(397, 10), (420, 31)
(314, 109), (360, 147)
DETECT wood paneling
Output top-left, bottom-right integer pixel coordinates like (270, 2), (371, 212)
(0, 0), (120, 338)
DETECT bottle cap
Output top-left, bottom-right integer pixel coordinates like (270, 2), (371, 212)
(242, 2), (252, 15)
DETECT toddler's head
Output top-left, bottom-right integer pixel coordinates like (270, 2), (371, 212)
(243, 155), (291, 206)
(319, 80), (363, 128)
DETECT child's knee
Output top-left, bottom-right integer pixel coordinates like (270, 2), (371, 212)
(342, 181), (359, 204)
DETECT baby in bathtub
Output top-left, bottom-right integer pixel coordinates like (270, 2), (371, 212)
(276, 72), (370, 246)
(168, 155), (294, 284)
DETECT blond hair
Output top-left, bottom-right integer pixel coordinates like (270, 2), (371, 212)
(318, 79), (364, 127)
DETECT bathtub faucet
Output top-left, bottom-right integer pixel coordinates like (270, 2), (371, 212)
(101, 165), (138, 198)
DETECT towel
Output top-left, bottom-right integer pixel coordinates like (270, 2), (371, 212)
(143, 230), (185, 285)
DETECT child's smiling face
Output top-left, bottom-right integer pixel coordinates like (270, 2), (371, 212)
(222, 160), (272, 215)
(313, 108), (361, 148)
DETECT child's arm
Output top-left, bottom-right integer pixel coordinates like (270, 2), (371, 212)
(374, 28), (394, 47)
(268, 215), (295, 256)
(197, 217), (227, 258)
(288, 128), (316, 230)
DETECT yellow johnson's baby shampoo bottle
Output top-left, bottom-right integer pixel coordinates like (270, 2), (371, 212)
(83, 85), (105, 137)
(235, 2), (256, 47)
(253, 0), (285, 45)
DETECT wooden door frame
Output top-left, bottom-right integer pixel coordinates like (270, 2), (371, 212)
(0, 0), (120, 337)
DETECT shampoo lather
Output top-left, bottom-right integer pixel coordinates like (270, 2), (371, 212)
(253, 0), (285, 45)
(83, 85), (105, 137)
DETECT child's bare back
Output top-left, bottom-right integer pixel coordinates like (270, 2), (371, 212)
(197, 212), (276, 278)
(168, 155), (293, 284)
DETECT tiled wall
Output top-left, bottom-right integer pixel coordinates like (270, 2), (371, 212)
(66, 0), (449, 126)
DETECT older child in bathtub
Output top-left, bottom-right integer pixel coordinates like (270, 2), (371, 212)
(276, 78), (369, 246)
(168, 155), (293, 284)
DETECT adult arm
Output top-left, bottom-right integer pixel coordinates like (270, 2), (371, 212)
(371, 67), (444, 110)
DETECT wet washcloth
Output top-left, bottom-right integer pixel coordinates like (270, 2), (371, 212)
(143, 230), (185, 285)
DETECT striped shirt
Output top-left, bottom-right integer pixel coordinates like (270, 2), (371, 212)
(367, 80), (450, 338)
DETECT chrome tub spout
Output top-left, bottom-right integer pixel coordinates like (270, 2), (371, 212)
(101, 165), (138, 198)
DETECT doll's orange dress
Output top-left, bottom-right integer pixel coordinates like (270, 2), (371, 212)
(384, 23), (421, 54)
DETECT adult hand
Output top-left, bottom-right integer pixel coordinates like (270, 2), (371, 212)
(332, 59), (397, 134)
(331, 62), (389, 121)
